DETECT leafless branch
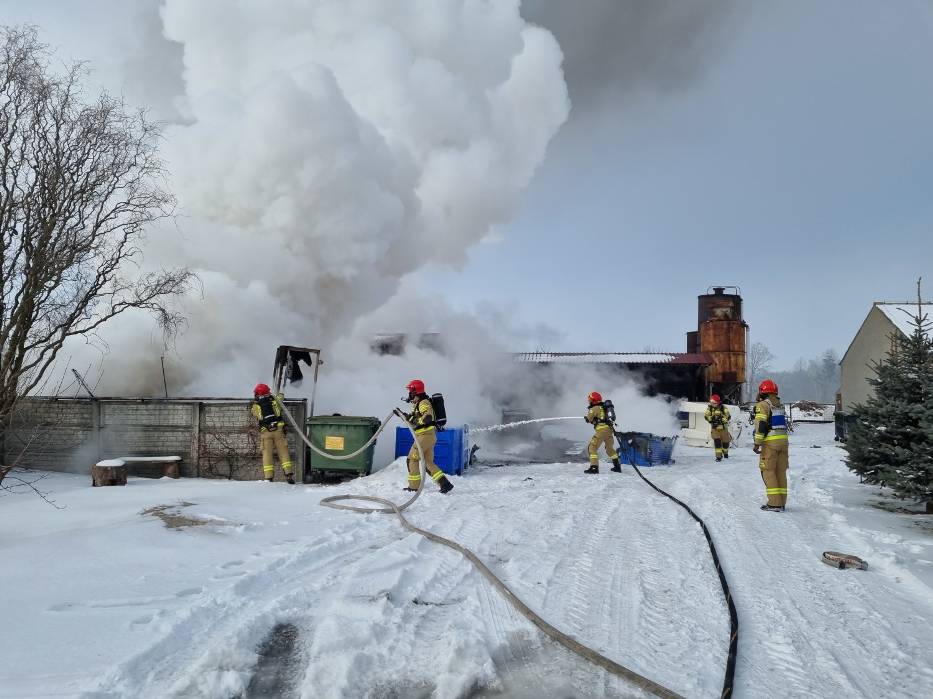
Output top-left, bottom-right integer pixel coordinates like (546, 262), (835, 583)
(0, 467), (63, 508)
(0, 25), (193, 468)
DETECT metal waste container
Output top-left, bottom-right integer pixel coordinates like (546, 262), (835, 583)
(305, 415), (381, 483)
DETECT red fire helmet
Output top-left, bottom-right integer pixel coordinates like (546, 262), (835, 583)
(759, 379), (779, 395)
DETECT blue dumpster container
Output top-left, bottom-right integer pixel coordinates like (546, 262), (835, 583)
(616, 431), (677, 466)
(394, 426), (470, 476)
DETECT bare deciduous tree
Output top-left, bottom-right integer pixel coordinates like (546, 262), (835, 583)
(747, 341), (775, 401)
(0, 26), (192, 485)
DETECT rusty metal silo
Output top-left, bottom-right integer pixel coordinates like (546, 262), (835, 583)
(697, 286), (747, 401)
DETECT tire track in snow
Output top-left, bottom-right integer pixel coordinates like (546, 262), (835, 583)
(85, 519), (399, 698)
(675, 471), (842, 698)
(741, 508), (918, 698)
(460, 472), (648, 699)
(450, 496), (541, 694)
(623, 510), (688, 690)
(463, 469), (718, 697)
(609, 474), (726, 698)
(295, 532), (475, 696)
(663, 456), (933, 699)
(533, 477), (668, 697)
(733, 506), (830, 697)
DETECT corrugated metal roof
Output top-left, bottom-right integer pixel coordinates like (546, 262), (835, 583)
(513, 352), (714, 366)
(875, 303), (931, 338)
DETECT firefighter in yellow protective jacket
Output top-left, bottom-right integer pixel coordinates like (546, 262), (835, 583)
(250, 383), (295, 484)
(583, 391), (623, 474)
(753, 379), (789, 511)
(704, 394), (732, 461)
(401, 379), (454, 494)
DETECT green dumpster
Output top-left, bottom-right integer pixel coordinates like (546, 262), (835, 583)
(305, 415), (381, 483)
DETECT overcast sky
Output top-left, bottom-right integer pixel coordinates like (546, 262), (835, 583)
(3, 1), (933, 371)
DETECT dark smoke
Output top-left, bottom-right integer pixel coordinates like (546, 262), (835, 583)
(119, 1), (185, 123)
(522, 0), (741, 110)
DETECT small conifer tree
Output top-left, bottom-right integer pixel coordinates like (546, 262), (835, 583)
(845, 284), (932, 512)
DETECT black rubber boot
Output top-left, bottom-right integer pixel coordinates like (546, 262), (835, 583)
(403, 487), (418, 492)
(583, 465), (599, 474)
(286, 474), (295, 485)
(760, 504), (784, 512)
(439, 477), (454, 494)
(610, 458), (622, 473)
(267, 476), (274, 483)
(716, 457), (722, 462)
(723, 451), (729, 459)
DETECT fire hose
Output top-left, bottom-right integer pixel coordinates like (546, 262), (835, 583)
(821, 551), (868, 570)
(616, 435), (738, 699)
(275, 400), (682, 698)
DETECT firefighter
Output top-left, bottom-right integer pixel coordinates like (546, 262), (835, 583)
(402, 379), (454, 494)
(250, 383), (295, 484)
(583, 391), (622, 474)
(753, 379), (789, 511)
(704, 394), (732, 461)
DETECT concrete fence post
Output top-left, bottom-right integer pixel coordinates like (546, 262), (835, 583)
(193, 402), (202, 478)
(92, 398), (102, 465)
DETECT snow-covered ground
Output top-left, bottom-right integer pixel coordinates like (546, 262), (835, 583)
(1, 424), (931, 698)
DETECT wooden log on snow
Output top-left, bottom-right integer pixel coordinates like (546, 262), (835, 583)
(91, 460), (127, 487)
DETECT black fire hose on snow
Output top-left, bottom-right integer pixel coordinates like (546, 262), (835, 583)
(617, 435), (740, 699)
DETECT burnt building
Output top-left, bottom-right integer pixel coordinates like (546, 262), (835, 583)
(512, 352), (714, 401)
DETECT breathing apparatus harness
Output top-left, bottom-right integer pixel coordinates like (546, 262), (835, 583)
(255, 394), (284, 432)
(403, 390), (447, 431)
(708, 404), (728, 429)
(589, 399), (616, 429)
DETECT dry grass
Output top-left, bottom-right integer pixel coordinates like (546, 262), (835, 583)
(141, 502), (213, 530)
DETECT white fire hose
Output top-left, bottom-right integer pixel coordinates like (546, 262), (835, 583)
(275, 399), (682, 699)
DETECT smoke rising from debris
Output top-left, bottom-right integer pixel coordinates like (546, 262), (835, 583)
(61, 0), (569, 398)
(36, 1), (687, 448)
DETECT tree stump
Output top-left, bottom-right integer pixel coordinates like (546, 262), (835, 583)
(92, 460), (127, 487)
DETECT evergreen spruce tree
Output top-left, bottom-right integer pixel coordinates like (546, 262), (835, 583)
(845, 296), (933, 512)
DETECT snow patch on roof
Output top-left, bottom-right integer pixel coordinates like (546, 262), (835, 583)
(515, 352), (675, 364)
(514, 352), (713, 365)
(875, 303), (932, 338)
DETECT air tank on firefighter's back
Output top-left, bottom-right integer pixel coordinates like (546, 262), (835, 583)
(697, 286), (747, 402)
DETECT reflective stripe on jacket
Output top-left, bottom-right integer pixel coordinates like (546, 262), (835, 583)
(704, 405), (731, 427)
(413, 396), (436, 434)
(754, 397), (788, 444)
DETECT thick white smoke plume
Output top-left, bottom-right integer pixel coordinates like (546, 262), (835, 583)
(72, 0), (569, 398)
(44, 0), (681, 464)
